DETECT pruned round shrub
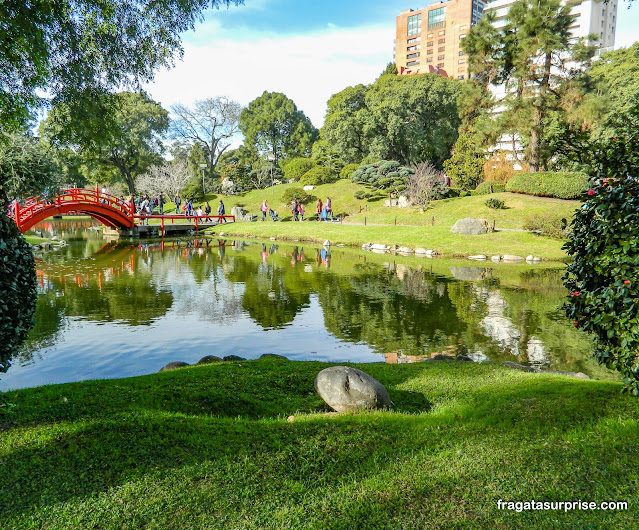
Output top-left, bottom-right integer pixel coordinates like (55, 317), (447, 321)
(299, 166), (335, 186)
(340, 163), (359, 179)
(564, 124), (639, 395)
(282, 158), (316, 182)
(474, 181), (506, 195)
(351, 160), (413, 196)
(0, 216), (37, 374)
(505, 171), (589, 199)
(281, 188), (315, 205)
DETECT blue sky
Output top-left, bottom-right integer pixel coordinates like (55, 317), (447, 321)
(145, 0), (639, 130)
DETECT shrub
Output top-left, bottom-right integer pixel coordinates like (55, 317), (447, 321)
(505, 171), (590, 199)
(351, 160), (413, 196)
(564, 123), (639, 395)
(282, 158), (316, 182)
(299, 166), (335, 186)
(181, 177), (204, 202)
(340, 163), (359, 179)
(474, 181), (506, 195)
(281, 188), (315, 205)
(523, 212), (567, 239)
(483, 150), (525, 183)
(407, 161), (449, 207)
(0, 215), (37, 374)
(485, 198), (505, 209)
(442, 130), (485, 191)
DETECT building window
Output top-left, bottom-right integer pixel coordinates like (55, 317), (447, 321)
(406, 60), (420, 67)
(437, 62), (445, 68)
(426, 58), (433, 63)
(407, 14), (422, 36)
(458, 59), (465, 64)
(427, 41), (433, 47)
(437, 55), (445, 60)
(427, 33), (433, 38)
(458, 75), (465, 80)
(438, 38), (446, 44)
(438, 46), (445, 52)
(439, 30), (446, 36)
(459, 34), (466, 39)
(459, 51), (465, 56)
(427, 49), (433, 55)
(428, 7), (446, 30)
(407, 52), (420, 59)
(407, 37), (421, 44)
(602, 9), (605, 15)
(407, 45), (421, 51)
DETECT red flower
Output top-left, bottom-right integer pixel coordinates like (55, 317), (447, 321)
(571, 291), (580, 296)
(587, 190), (595, 196)
(573, 321), (579, 326)
(624, 280), (631, 285)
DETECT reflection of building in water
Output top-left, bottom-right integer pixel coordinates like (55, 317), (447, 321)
(480, 290), (549, 366)
(385, 345), (458, 364)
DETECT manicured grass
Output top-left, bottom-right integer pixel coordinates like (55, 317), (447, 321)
(207, 222), (568, 261)
(24, 235), (53, 245)
(1, 359), (637, 528)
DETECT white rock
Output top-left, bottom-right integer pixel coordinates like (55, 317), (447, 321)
(303, 185), (315, 191)
(491, 255), (500, 262)
(269, 236), (277, 241)
(397, 247), (413, 254)
(502, 254), (524, 262)
(533, 257), (541, 263)
(414, 248), (429, 255)
(304, 265), (313, 273)
(468, 255), (487, 260)
(371, 243), (389, 250)
(526, 255), (534, 262)
(425, 249), (435, 255)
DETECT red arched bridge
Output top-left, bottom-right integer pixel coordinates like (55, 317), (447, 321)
(8, 188), (233, 234)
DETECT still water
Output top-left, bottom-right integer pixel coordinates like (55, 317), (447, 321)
(1, 220), (613, 390)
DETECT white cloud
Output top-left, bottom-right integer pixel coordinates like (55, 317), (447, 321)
(145, 24), (394, 129)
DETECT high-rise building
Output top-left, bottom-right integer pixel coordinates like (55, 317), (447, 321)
(394, 0), (486, 80)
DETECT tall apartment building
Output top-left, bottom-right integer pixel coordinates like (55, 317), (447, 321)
(394, 0), (486, 80)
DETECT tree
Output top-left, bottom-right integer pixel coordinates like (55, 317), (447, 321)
(320, 75), (462, 168)
(135, 159), (190, 197)
(0, 133), (62, 207)
(564, 114), (639, 395)
(443, 129), (486, 190)
(407, 162), (449, 207)
(350, 160), (413, 197)
(464, 0), (596, 172)
(0, 0), (243, 133)
(170, 97), (242, 181)
(239, 91), (318, 167)
(41, 91), (169, 195)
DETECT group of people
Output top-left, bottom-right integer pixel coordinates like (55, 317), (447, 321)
(258, 196), (333, 222)
(173, 195), (227, 223)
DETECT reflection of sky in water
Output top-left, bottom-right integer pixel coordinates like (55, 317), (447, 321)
(1, 223), (610, 391)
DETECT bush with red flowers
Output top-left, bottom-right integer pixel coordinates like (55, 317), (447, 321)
(564, 124), (639, 395)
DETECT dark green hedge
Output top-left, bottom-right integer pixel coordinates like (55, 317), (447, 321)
(0, 216), (37, 373)
(473, 181), (506, 195)
(505, 172), (589, 199)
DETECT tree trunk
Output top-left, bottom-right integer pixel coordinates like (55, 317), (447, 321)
(122, 169), (135, 196)
(529, 52), (552, 173)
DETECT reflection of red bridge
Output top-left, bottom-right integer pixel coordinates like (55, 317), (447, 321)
(9, 188), (234, 234)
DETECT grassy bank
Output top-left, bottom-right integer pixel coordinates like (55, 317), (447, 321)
(208, 222), (567, 261)
(0, 359), (636, 528)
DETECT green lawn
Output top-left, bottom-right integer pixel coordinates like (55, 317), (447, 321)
(1, 358), (636, 528)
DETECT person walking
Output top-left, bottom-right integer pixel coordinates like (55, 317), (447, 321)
(204, 201), (212, 219)
(261, 199), (268, 221)
(218, 199), (226, 223)
(291, 198), (298, 222)
(315, 198), (323, 221)
(325, 197), (333, 221)
(174, 194), (181, 213)
(158, 193), (165, 215)
(297, 202), (305, 222)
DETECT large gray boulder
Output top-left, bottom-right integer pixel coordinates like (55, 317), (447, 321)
(450, 218), (492, 235)
(315, 366), (392, 413)
(159, 361), (190, 372)
(230, 206), (256, 222)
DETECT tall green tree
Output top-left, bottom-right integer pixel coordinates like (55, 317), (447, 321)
(239, 91), (318, 167)
(0, 0), (243, 133)
(41, 91), (169, 195)
(464, 0), (596, 171)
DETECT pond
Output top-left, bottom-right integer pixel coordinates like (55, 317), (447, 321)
(1, 220), (614, 390)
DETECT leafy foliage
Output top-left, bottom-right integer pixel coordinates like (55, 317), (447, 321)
(0, 0), (243, 132)
(564, 116), (639, 394)
(281, 188), (315, 206)
(483, 151), (522, 183)
(350, 160), (413, 197)
(299, 166), (335, 186)
(473, 181), (506, 195)
(505, 171), (589, 199)
(282, 158), (316, 182)
(239, 91), (318, 167)
(442, 130), (485, 191)
(181, 177), (205, 202)
(340, 164), (359, 180)
(523, 212), (567, 239)
(0, 216), (37, 374)
(485, 198), (505, 210)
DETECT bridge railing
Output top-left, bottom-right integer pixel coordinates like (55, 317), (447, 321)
(134, 214), (235, 231)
